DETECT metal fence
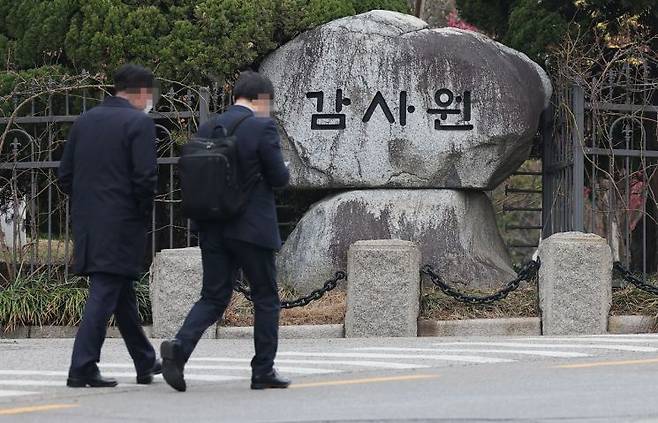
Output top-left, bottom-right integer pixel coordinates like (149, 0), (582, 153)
(4, 65), (656, 282)
(0, 81), (326, 282)
(0, 83), (223, 280)
(543, 62), (658, 276)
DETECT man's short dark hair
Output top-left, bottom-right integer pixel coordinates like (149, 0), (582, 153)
(113, 64), (155, 92)
(233, 71), (274, 101)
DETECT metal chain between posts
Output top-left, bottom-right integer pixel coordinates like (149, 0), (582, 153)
(421, 260), (541, 305)
(233, 271), (347, 309)
(613, 262), (658, 295)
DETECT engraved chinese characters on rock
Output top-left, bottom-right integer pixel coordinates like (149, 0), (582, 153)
(305, 89), (473, 130)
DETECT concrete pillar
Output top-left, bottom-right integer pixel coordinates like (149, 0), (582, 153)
(538, 232), (612, 335)
(345, 240), (421, 337)
(150, 247), (214, 339)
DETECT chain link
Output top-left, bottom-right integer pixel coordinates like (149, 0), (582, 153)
(236, 260), (541, 308)
(613, 262), (658, 295)
(421, 260), (541, 305)
(233, 271), (347, 309)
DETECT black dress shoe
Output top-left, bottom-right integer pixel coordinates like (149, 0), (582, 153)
(161, 340), (186, 392)
(251, 369), (291, 390)
(137, 359), (162, 385)
(67, 369), (118, 388)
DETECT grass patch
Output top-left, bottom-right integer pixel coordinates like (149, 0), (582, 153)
(0, 273), (151, 332)
(222, 277), (658, 325)
(421, 283), (540, 320)
(223, 288), (346, 327)
(4, 271), (658, 332)
(31, 239), (73, 264)
(224, 280), (640, 324)
(611, 285), (658, 317)
(420, 277), (658, 321)
(1, 239), (73, 266)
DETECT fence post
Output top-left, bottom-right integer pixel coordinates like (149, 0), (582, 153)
(571, 84), (585, 232)
(541, 105), (554, 238)
(199, 86), (210, 125)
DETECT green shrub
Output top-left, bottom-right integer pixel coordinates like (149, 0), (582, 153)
(0, 65), (68, 100)
(352, 0), (410, 14)
(0, 0), (411, 84)
(0, 272), (152, 331)
(456, 0), (657, 63)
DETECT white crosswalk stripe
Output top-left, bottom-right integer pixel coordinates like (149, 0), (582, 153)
(524, 336), (658, 344)
(3, 334), (658, 400)
(277, 351), (514, 363)
(101, 363), (337, 375)
(433, 341), (658, 352)
(191, 357), (430, 369)
(0, 389), (39, 398)
(353, 347), (591, 358)
(0, 380), (70, 387)
(0, 370), (245, 382)
(0, 370), (69, 377)
(580, 333), (658, 339)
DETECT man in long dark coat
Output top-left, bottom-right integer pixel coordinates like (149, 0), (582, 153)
(59, 64), (161, 388)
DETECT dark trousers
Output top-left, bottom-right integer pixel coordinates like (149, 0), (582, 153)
(175, 231), (280, 376)
(69, 273), (156, 377)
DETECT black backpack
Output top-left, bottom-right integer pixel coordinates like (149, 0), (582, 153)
(179, 115), (260, 221)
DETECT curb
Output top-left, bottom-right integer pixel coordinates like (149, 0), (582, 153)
(3, 317), (656, 339)
(418, 317), (542, 337)
(0, 325), (153, 339)
(608, 315), (657, 334)
(0, 326), (30, 339)
(217, 324), (345, 339)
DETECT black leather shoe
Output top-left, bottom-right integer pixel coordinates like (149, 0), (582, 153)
(67, 369), (118, 388)
(161, 340), (186, 392)
(137, 359), (162, 385)
(251, 369), (291, 390)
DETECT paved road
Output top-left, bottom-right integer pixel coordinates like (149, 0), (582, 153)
(2, 334), (658, 422)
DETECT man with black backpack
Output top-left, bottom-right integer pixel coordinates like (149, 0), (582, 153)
(161, 71), (291, 392)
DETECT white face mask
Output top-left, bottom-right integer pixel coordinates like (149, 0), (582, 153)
(143, 99), (153, 114)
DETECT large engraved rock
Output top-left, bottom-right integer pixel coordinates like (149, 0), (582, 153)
(277, 189), (516, 293)
(260, 10), (551, 190)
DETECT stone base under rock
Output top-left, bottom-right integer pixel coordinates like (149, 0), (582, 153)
(277, 189), (515, 293)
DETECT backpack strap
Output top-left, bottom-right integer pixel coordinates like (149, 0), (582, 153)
(227, 113), (264, 188)
(207, 113), (252, 138)
(228, 114), (252, 136)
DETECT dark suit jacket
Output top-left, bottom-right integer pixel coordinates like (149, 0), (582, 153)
(196, 105), (289, 250)
(58, 96), (158, 279)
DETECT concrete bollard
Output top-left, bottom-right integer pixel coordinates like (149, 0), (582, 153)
(150, 247), (214, 339)
(538, 232), (612, 335)
(345, 240), (421, 337)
